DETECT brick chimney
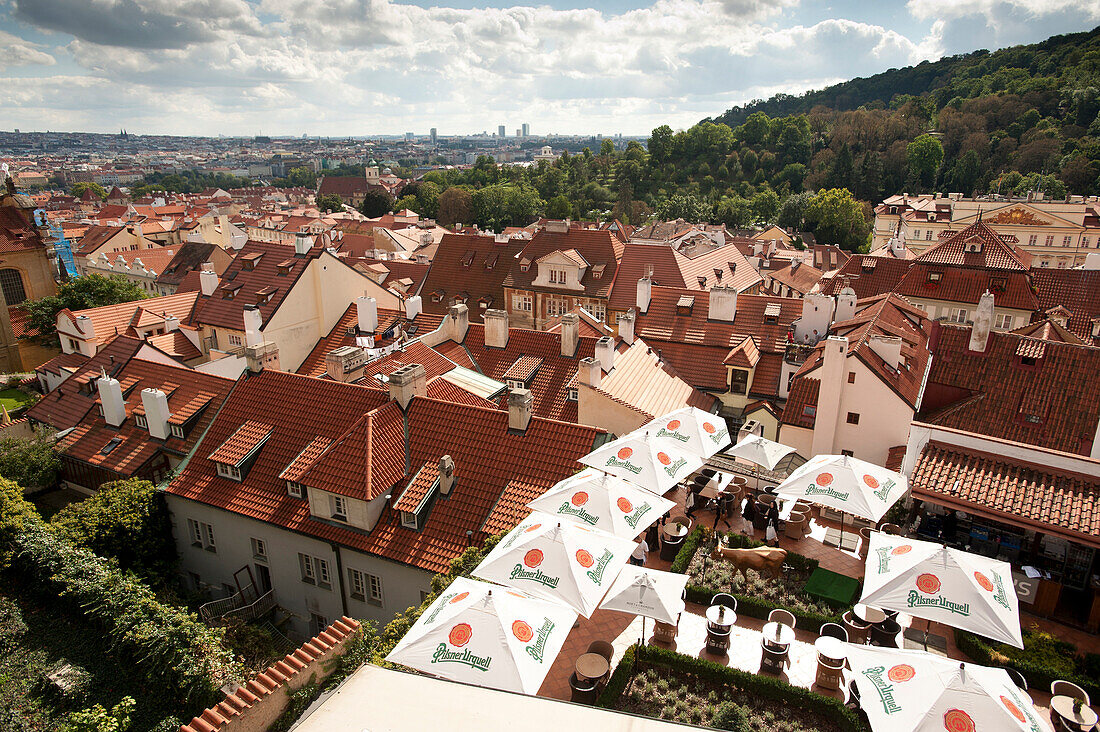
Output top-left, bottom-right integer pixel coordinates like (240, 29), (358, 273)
(636, 277), (652, 314)
(97, 372), (126, 427)
(709, 287), (737, 322)
(578, 357), (602, 388)
(438, 455), (456, 495)
(448, 303), (469, 342)
(484, 309), (509, 348)
(140, 388), (171, 440)
(389, 363), (427, 409)
(508, 388), (534, 433)
(356, 296), (377, 333)
(560, 312), (579, 358)
(810, 336), (848, 457)
(618, 309), (635, 344)
(199, 270), (218, 296)
(595, 336), (615, 372)
(969, 291), (995, 353)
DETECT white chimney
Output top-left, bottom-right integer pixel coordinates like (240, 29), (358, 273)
(294, 234), (312, 255)
(448, 303), (469, 342)
(709, 287), (737, 322)
(508, 388), (534, 433)
(618, 309), (635, 344)
(1083, 253), (1100, 271)
(199, 270), (218, 296)
(794, 293), (834, 343)
(636, 277), (652, 314)
(134, 222), (143, 241)
(869, 335), (903, 369)
(97, 373), (126, 427)
(243, 305), (263, 347)
(405, 295), (423, 320)
(356, 296), (378, 332)
(834, 287), (857, 324)
(560, 312), (579, 358)
(164, 315), (179, 332)
(438, 455), (456, 495)
(484, 309), (509, 348)
(325, 345), (365, 383)
(969, 291), (995, 353)
(140, 388), (171, 440)
(595, 336), (615, 372)
(579, 357), (602, 388)
(388, 363), (426, 409)
(810, 336), (848, 457)
(74, 315), (95, 339)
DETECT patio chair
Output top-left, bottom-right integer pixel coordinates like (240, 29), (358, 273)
(653, 619), (678, 644)
(768, 608), (796, 630)
(701, 467), (717, 480)
(711, 593), (738, 613)
(818, 623), (848, 642)
(705, 626), (731, 654)
(669, 514), (693, 531)
(879, 523), (902, 535)
(569, 672), (599, 704)
(784, 513), (807, 540)
(759, 639), (788, 675)
(870, 618), (901, 648)
(1051, 680), (1090, 706)
(846, 679), (862, 710)
(816, 654), (845, 690)
(587, 640), (615, 665)
(842, 611), (870, 645)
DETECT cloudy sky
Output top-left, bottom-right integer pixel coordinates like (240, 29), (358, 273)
(0, 0), (1098, 137)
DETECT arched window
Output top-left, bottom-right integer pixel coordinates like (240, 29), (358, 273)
(0, 269), (27, 305)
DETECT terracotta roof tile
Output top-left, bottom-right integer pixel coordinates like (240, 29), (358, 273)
(208, 420), (274, 466)
(393, 461), (439, 513)
(278, 435), (334, 483)
(296, 305), (446, 379)
(481, 479), (542, 535)
(419, 234), (527, 322)
(503, 229), (623, 300)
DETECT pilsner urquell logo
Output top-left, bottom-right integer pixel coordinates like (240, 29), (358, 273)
(656, 450), (687, 477)
(431, 623), (491, 671)
(861, 665), (904, 715)
(584, 548), (615, 585)
(976, 570), (1012, 610)
(656, 419), (690, 443)
(557, 493), (599, 525)
(606, 446), (643, 475)
(703, 420), (727, 444)
(623, 500), (653, 529)
(524, 617), (556, 662)
(426, 591), (459, 623)
(907, 573), (970, 616)
(1001, 687), (1043, 732)
(863, 473), (896, 502)
(510, 548), (560, 588)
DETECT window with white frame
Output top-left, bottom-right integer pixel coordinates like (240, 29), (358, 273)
(201, 522), (216, 552)
(299, 552), (316, 583)
(548, 269), (568, 284)
(170, 424), (185, 438)
(507, 379), (525, 390)
(349, 567), (366, 600)
(567, 389), (578, 401)
(135, 413), (148, 429)
(331, 494), (348, 522)
(228, 334), (243, 347)
(1064, 235), (1073, 247)
(316, 558), (331, 587)
(951, 308), (967, 323)
(216, 462), (241, 481)
(368, 573), (383, 604)
(546, 297), (567, 317)
(401, 511), (418, 529)
(995, 313), (1013, 330)
(912, 229), (920, 239)
(925, 230), (932, 240)
(251, 537), (267, 559)
(512, 293), (532, 312)
(286, 480), (304, 498)
(187, 518), (202, 547)
(586, 301), (606, 322)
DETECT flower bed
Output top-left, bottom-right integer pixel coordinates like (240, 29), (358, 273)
(674, 528), (849, 632)
(599, 644), (866, 732)
(956, 627), (1100, 697)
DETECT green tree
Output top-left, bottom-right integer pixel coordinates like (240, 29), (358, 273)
(359, 189), (394, 218)
(827, 143), (854, 190)
(286, 167), (318, 188)
(437, 187), (473, 227)
(0, 426), (59, 491)
(0, 475), (38, 568)
(65, 697), (135, 732)
(51, 478), (176, 582)
(315, 193), (344, 213)
(906, 134), (944, 191)
(712, 701), (750, 732)
(715, 195), (754, 228)
(71, 182), (107, 200)
(24, 274), (149, 343)
(856, 152), (885, 200)
(599, 139), (614, 158)
(656, 194), (707, 222)
(778, 191), (813, 231)
(546, 194), (572, 219)
(949, 149), (983, 194)
(739, 112), (771, 146)
(648, 125), (674, 165)
(806, 187), (869, 251)
(751, 187), (780, 224)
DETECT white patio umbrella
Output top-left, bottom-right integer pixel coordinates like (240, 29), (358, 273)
(635, 407), (732, 459)
(472, 511), (636, 617)
(845, 644), (1049, 732)
(386, 576), (577, 695)
(526, 468), (676, 538)
(599, 565), (688, 645)
(773, 453), (906, 547)
(861, 531), (1023, 648)
(580, 434), (701, 495)
(725, 434), (798, 491)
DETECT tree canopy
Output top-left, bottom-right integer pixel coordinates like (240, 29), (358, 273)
(24, 274), (149, 343)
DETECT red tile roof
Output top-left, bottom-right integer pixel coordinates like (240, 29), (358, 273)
(146, 330), (202, 361)
(419, 234), (528, 321)
(921, 322), (1100, 455)
(608, 242), (760, 310)
(910, 440), (1100, 548)
(295, 305), (445, 379)
(64, 291), (200, 347)
(393, 461), (438, 513)
(481, 479), (542, 535)
(298, 403), (407, 500)
(74, 224), (125, 256)
(0, 207), (48, 253)
(781, 376), (819, 428)
(208, 420), (274, 466)
(913, 220), (1031, 270)
(278, 435), (334, 484)
(1031, 268), (1100, 345)
(504, 228), (624, 300)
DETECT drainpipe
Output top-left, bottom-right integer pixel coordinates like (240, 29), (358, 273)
(331, 542), (349, 617)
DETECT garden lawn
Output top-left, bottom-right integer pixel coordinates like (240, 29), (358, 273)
(0, 387), (34, 413)
(0, 590), (188, 731)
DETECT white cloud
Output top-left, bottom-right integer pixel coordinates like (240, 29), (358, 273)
(0, 30), (56, 70)
(907, 0), (1100, 22)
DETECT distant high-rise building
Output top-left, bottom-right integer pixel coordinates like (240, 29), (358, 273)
(522, 123), (530, 137)
(405, 131), (414, 141)
(498, 125), (506, 138)
(430, 127), (437, 144)
(516, 128), (521, 138)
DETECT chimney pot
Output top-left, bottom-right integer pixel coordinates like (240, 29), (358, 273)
(709, 287), (738, 322)
(484, 309), (509, 348)
(97, 374), (126, 427)
(388, 363), (427, 409)
(578, 357), (602, 388)
(595, 336), (615, 372)
(243, 305), (263, 347)
(618, 309), (636, 344)
(969, 291), (995, 353)
(140, 388), (171, 440)
(404, 295), (423, 320)
(448, 303), (469, 342)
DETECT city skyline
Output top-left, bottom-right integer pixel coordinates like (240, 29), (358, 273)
(0, 1), (1098, 137)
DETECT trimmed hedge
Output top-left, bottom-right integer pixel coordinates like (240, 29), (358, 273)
(956, 628), (1100, 699)
(671, 527), (848, 634)
(598, 643), (865, 732)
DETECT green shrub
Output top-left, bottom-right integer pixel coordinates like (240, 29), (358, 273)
(956, 628), (1100, 698)
(50, 478), (176, 583)
(670, 526), (708, 574)
(0, 594), (27, 649)
(0, 475), (39, 567)
(596, 643), (636, 708)
(713, 700), (751, 731)
(0, 427), (60, 491)
(64, 695), (135, 732)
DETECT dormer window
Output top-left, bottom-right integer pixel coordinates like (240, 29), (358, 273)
(331, 494), (348, 522)
(286, 481), (305, 498)
(430, 289), (444, 303)
(928, 271), (942, 282)
(216, 462), (242, 481)
(548, 269), (568, 284)
(460, 250), (475, 268)
(170, 424), (185, 439)
(135, 414), (148, 429)
(990, 277), (1007, 292)
(567, 388), (578, 401)
(519, 258), (530, 272)
(507, 379), (525, 390)
(592, 264), (605, 279)
(401, 511), (418, 529)
(1023, 413), (1042, 424)
(927, 213), (936, 222)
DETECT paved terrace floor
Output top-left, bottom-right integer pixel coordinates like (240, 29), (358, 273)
(537, 481), (1100, 725)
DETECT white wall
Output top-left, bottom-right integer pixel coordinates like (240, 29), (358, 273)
(826, 359), (915, 465)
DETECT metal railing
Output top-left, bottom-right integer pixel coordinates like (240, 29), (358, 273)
(199, 588), (275, 623)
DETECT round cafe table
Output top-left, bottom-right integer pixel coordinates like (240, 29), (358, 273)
(706, 604), (737, 628)
(854, 604), (886, 625)
(664, 523), (689, 539)
(814, 635), (848, 664)
(575, 653), (610, 682)
(1051, 695), (1099, 729)
(761, 621), (796, 647)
